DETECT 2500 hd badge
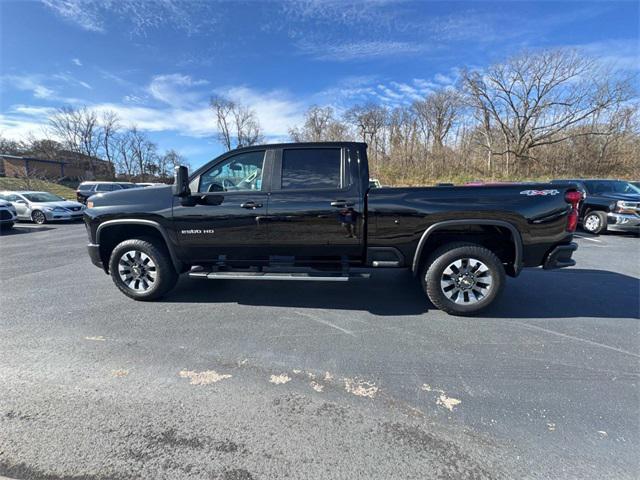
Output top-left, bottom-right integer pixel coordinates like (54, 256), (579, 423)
(84, 142), (579, 315)
(181, 229), (215, 235)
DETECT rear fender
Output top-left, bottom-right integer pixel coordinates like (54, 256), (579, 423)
(411, 219), (523, 276)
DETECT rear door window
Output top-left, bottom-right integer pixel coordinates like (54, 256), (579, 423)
(96, 184), (114, 192)
(281, 148), (341, 190)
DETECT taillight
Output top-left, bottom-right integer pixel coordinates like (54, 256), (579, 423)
(565, 190), (581, 232)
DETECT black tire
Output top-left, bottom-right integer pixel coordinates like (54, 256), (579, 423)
(31, 210), (46, 224)
(421, 243), (505, 316)
(109, 237), (178, 301)
(582, 210), (607, 235)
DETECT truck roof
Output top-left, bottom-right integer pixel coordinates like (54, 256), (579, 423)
(226, 141), (367, 154)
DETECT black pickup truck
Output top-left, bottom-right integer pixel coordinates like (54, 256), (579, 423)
(550, 179), (640, 235)
(84, 142), (580, 315)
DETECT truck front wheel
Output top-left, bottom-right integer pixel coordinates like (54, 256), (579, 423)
(108, 238), (178, 301)
(421, 243), (505, 316)
(582, 211), (607, 235)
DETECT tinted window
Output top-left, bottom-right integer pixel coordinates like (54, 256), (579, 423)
(78, 184), (94, 192)
(96, 184), (114, 192)
(584, 180), (637, 194)
(199, 150), (265, 193)
(281, 148), (341, 190)
(23, 193), (64, 202)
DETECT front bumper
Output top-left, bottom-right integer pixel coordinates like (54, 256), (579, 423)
(607, 212), (640, 232)
(44, 210), (84, 221)
(0, 209), (17, 224)
(543, 242), (578, 270)
(88, 243), (103, 269)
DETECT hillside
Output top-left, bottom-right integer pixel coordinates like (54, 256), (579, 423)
(0, 177), (77, 199)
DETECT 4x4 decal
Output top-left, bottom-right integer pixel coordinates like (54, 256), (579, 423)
(520, 189), (560, 196)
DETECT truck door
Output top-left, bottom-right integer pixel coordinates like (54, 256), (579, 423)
(266, 146), (364, 262)
(172, 149), (270, 264)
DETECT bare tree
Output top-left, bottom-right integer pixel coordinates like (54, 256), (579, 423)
(344, 104), (387, 167)
(48, 106), (102, 175)
(113, 129), (137, 180)
(210, 96), (263, 150)
(413, 88), (461, 150)
(127, 126), (158, 181)
(158, 149), (188, 180)
(100, 110), (120, 173)
(289, 106), (350, 142)
(462, 49), (633, 172)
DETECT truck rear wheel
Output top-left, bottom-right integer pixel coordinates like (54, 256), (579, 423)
(421, 243), (505, 316)
(109, 237), (178, 301)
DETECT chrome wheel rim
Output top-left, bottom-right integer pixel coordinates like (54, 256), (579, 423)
(33, 211), (45, 224)
(118, 250), (157, 292)
(585, 215), (600, 231)
(439, 257), (493, 305)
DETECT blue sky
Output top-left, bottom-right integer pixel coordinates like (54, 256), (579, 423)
(1, 0), (638, 168)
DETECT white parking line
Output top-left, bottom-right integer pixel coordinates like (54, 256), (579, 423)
(574, 234), (603, 243)
(514, 321), (640, 359)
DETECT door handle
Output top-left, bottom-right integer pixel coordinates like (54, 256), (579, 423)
(330, 200), (354, 208)
(241, 201), (263, 209)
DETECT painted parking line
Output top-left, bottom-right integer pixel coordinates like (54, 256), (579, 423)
(574, 234), (603, 243)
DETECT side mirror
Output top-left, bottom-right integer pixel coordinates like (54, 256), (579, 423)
(173, 165), (190, 197)
(15, 199), (26, 205)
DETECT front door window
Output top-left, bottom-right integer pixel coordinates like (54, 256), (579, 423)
(199, 151), (265, 193)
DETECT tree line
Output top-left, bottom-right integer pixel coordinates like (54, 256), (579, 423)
(1, 47), (637, 185)
(0, 108), (188, 182)
(213, 48), (639, 184)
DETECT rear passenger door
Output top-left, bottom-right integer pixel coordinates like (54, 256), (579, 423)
(266, 146), (364, 261)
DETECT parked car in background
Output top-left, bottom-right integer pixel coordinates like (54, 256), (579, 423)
(0, 199), (17, 230)
(550, 179), (640, 234)
(136, 182), (167, 187)
(76, 181), (138, 204)
(0, 191), (85, 224)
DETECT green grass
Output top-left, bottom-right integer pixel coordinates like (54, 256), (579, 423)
(0, 177), (77, 200)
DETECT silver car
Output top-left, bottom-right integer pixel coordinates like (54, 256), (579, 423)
(0, 191), (86, 224)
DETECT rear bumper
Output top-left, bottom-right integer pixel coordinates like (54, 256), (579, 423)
(543, 242), (577, 270)
(88, 243), (103, 269)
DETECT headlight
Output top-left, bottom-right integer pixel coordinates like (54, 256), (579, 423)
(615, 200), (638, 214)
(87, 200), (94, 208)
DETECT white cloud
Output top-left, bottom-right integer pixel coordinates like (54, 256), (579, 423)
(148, 74), (209, 108)
(217, 86), (306, 137)
(298, 40), (429, 61)
(434, 73), (453, 85)
(1, 75), (55, 99)
(71, 58), (82, 66)
(41, 0), (218, 35)
(42, 0), (105, 32)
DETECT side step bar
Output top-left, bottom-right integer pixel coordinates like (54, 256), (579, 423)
(188, 271), (370, 282)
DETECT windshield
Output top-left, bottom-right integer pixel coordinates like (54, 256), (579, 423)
(585, 180), (640, 195)
(23, 192), (65, 202)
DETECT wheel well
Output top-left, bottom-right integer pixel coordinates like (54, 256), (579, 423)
(98, 224), (168, 273)
(583, 207), (607, 216)
(415, 225), (518, 276)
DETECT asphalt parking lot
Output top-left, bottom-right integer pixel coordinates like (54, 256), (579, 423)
(0, 222), (638, 480)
